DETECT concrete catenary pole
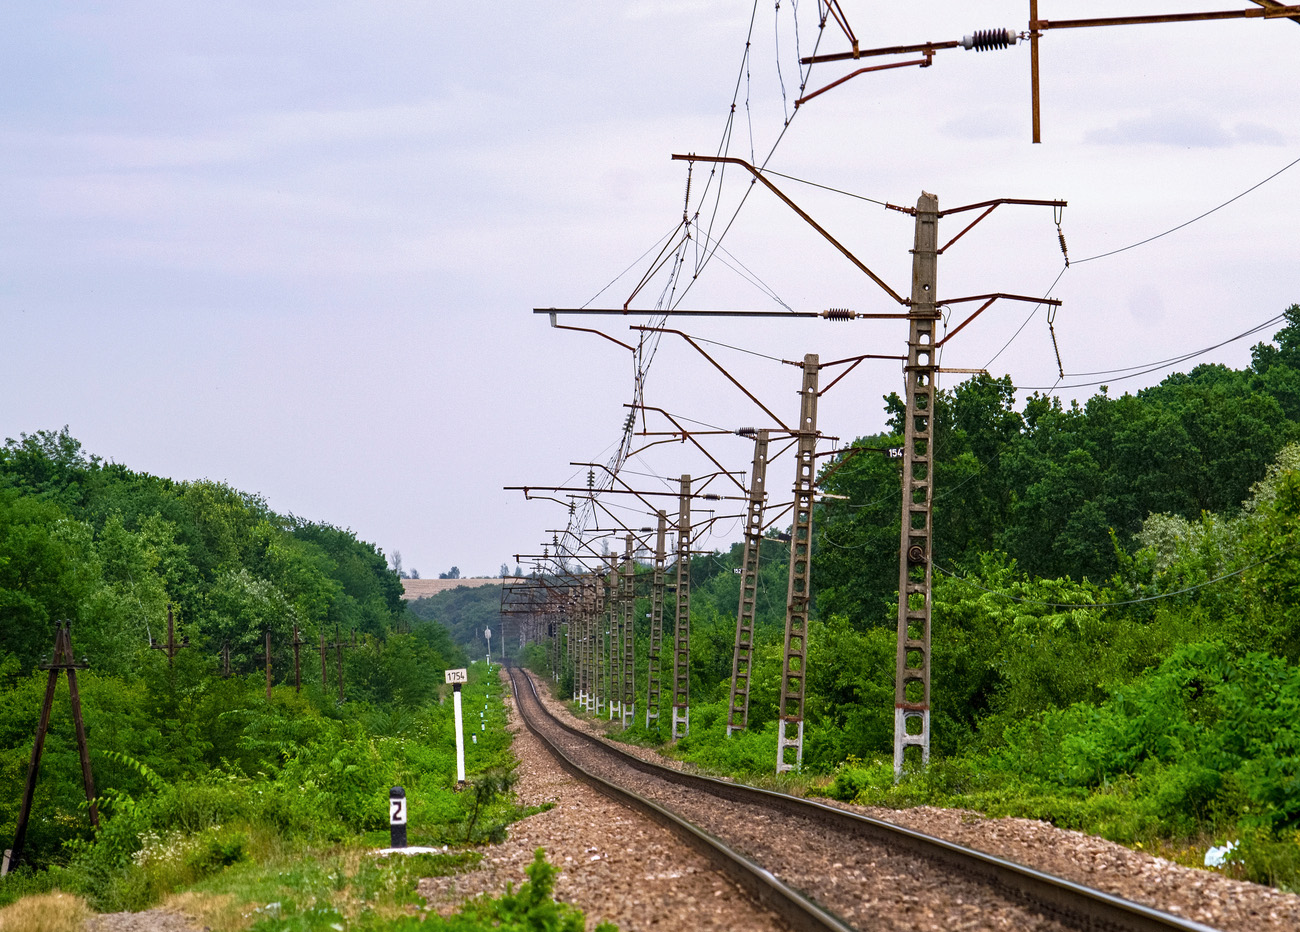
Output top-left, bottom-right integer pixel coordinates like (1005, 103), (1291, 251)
(777, 355), (819, 773)
(671, 476), (692, 739)
(894, 192), (939, 778)
(727, 429), (769, 735)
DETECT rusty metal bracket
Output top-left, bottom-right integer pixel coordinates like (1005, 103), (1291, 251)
(670, 154), (908, 306)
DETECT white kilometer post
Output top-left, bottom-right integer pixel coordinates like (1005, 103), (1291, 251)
(485, 627), (492, 665)
(445, 668), (468, 783)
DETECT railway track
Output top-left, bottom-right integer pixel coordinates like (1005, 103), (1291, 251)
(504, 664), (1222, 932)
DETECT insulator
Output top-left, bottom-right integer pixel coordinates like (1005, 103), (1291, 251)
(961, 28), (1017, 51)
(587, 469), (595, 489)
(1058, 229), (1070, 267)
(822, 307), (856, 321)
(735, 426), (757, 437)
(907, 544), (927, 565)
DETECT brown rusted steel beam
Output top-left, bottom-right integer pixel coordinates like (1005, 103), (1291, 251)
(631, 326), (793, 430)
(1037, 6), (1300, 30)
(670, 154), (908, 305)
(933, 292), (1063, 349)
(1247, 0), (1300, 24)
(632, 405), (750, 493)
(796, 56), (935, 107)
(536, 307), (822, 317)
(802, 39), (961, 64)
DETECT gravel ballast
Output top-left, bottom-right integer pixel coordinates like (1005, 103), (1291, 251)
(418, 670), (792, 931)
(527, 670), (1300, 932)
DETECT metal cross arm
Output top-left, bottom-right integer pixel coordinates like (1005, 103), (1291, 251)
(513, 489), (579, 514)
(797, 28), (1022, 106)
(670, 154), (908, 306)
(506, 484), (747, 504)
(934, 293), (1065, 348)
(797, 54), (942, 106)
(536, 307), (828, 318)
(798, 351), (910, 396)
(630, 326), (794, 430)
(576, 457), (743, 502)
(536, 306), (915, 321)
(568, 464), (664, 515)
(885, 197), (1068, 255)
(1033, 4), (1300, 30)
(630, 404), (763, 494)
(1028, 2), (1300, 141)
(542, 310), (637, 353)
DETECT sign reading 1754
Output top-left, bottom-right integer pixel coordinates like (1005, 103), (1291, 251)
(444, 668), (469, 685)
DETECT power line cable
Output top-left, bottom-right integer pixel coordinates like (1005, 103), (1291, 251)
(1073, 153), (1300, 265)
(758, 168), (889, 207)
(985, 266), (1068, 370)
(1018, 312), (1287, 390)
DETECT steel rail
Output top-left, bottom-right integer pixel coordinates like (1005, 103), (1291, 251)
(504, 664), (856, 932)
(507, 665), (1223, 932)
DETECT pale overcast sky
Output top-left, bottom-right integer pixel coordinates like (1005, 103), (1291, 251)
(2, 2), (1297, 578)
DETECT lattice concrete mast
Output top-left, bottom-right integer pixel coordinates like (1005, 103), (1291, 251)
(671, 475), (692, 739)
(894, 194), (939, 776)
(778, 355), (820, 772)
(620, 534), (636, 727)
(646, 509), (668, 729)
(727, 429), (769, 736)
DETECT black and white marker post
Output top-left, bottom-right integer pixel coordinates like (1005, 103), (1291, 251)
(445, 667), (468, 784)
(485, 627), (491, 666)
(389, 786), (407, 848)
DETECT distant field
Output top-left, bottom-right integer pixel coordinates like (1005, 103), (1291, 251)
(399, 577), (518, 600)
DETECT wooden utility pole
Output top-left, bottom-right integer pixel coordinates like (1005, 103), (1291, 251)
(149, 604), (189, 666)
(291, 623), (304, 692)
(327, 626), (357, 702)
(6, 623), (98, 874)
(894, 194), (939, 777)
(777, 356), (819, 773)
(265, 630), (274, 700)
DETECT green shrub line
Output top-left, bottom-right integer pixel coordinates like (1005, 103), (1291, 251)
(0, 662), (599, 929)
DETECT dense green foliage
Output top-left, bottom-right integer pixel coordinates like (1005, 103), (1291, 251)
(409, 586), (503, 660)
(0, 657), (515, 911)
(0, 433), (571, 922)
(0, 427), (442, 678)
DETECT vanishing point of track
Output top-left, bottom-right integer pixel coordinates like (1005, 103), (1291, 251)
(505, 664), (1221, 932)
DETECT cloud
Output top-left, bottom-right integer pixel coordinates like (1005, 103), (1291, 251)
(940, 109), (1021, 141)
(1084, 111), (1287, 148)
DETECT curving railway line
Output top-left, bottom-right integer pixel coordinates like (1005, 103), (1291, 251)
(504, 663), (1222, 932)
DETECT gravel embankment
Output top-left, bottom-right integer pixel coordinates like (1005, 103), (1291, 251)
(529, 672), (1300, 932)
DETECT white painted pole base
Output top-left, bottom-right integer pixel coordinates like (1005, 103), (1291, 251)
(671, 705), (689, 740)
(893, 707), (931, 781)
(622, 704), (634, 728)
(776, 719), (804, 773)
